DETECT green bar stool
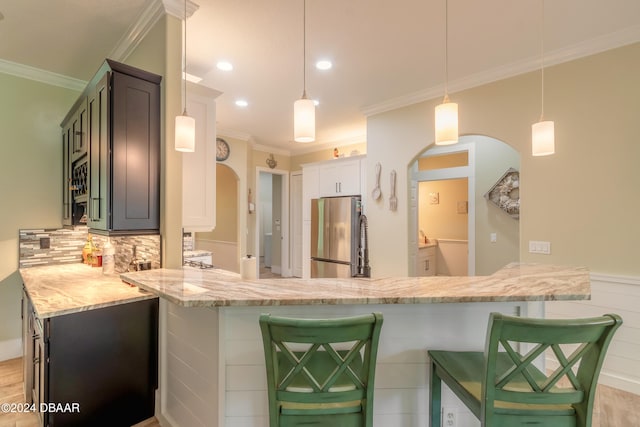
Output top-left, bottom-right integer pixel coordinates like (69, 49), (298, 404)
(428, 312), (622, 427)
(259, 312), (383, 427)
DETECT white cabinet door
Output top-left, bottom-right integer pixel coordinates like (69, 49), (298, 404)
(182, 91), (217, 231)
(416, 246), (436, 276)
(318, 159), (361, 197)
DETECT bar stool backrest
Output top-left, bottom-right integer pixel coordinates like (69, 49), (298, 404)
(482, 312), (623, 426)
(260, 312), (383, 427)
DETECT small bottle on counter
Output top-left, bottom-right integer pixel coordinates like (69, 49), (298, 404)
(91, 243), (102, 268)
(102, 238), (115, 275)
(82, 234), (94, 265)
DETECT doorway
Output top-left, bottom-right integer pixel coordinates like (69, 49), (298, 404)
(195, 164), (240, 272)
(256, 168), (290, 278)
(409, 135), (521, 276)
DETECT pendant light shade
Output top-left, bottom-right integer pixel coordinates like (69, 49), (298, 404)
(435, 0), (458, 146)
(294, 0), (315, 143)
(175, 113), (195, 152)
(532, 120), (554, 156)
(294, 94), (315, 143)
(435, 97), (458, 145)
(532, 0), (554, 156)
(175, 0), (195, 152)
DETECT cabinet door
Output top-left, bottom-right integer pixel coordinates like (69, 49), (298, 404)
(62, 126), (72, 225)
(88, 73), (110, 231)
(182, 92), (216, 231)
(318, 159), (361, 197)
(416, 247), (436, 276)
(71, 99), (88, 162)
(110, 71), (160, 231)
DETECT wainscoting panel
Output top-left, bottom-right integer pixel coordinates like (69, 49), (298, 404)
(546, 272), (640, 395)
(196, 239), (239, 273)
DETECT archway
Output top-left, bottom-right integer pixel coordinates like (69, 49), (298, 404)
(196, 164), (240, 272)
(409, 135), (520, 276)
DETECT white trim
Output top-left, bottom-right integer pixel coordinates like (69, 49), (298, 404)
(591, 272), (640, 287)
(0, 338), (22, 362)
(108, 0), (167, 62)
(0, 59), (85, 91)
(216, 128), (252, 142)
(160, 0), (199, 20)
(252, 143), (291, 157)
(410, 141), (476, 276)
(255, 167), (291, 278)
(362, 24), (640, 117)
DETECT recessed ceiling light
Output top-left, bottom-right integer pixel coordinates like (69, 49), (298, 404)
(316, 60), (332, 70)
(217, 61), (233, 71)
(235, 100), (248, 107)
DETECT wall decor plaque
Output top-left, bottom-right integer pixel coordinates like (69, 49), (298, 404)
(484, 167), (520, 219)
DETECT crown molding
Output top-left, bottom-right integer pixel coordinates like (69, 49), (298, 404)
(217, 128), (252, 142)
(0, 59), (85, 91)
(162, 0), (199, 20)
(362, 24), (640, 117)
(109, 0), (199, 62)
(251, 143), (292, 157)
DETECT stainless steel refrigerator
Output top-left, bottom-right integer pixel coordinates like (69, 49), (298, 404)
(310, 196), (362, 278)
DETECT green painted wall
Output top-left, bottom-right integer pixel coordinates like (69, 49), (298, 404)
(0, 72), (79, 350)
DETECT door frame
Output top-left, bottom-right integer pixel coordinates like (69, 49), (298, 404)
(255, 167), (290, 277)
(409, 141), (476, 276)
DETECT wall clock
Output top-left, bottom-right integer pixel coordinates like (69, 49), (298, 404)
(216, 137), (230, 161)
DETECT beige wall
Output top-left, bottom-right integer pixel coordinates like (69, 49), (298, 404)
(368, 42), (640, 277)
(0, 73), (79, 347)
(473, 136), (521, 275)
(418, 179), (468, 241)
(198, 164), (238, 243)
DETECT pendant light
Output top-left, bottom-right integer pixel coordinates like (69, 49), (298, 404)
(175, 0), (195, 152)
(294, 0), (315, 143)
(531, 0), (554, 156)
(435, 0), (458, 146)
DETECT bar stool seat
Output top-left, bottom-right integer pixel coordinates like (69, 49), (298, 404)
(260, 313), (383, 427)
(428, 312), (622, 427)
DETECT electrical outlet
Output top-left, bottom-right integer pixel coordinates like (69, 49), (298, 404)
(443, 407), (456, 427)
(528, 240), (551, 254)
(39, 237), (50, 249)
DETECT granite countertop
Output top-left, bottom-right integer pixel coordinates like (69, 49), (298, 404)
(119, 262), (590, 308)
(20, 264), (157, 318)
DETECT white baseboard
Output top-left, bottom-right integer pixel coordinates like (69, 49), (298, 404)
(0, 338), (23, 362)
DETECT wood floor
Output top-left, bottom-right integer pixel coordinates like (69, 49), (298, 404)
(0, 358), (160, 427)
(1, 356), (639, 426)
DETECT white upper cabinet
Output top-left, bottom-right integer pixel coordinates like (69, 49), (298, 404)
(182, 85), (220, 231)
(318, 157), (362, 197)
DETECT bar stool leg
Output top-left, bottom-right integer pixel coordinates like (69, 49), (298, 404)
(430, 362), (442, 427)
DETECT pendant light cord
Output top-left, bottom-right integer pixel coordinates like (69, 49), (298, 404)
(444, 0), (449, 101)
(302, 0), (307, 99)
(539, 0), (545, 121)
(183, 0), (188, 115)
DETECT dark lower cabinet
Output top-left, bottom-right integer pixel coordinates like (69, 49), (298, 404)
(23, 292), (159, 427)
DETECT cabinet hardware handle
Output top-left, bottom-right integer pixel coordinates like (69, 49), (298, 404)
(33, 357), (40, 365)
(425, 259), (430, 271)
(32, 334), (40, 340)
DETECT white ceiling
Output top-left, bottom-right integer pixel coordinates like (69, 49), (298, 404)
(1, 0), (639, 154)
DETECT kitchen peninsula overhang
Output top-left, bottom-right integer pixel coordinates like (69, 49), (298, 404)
(119, 263), (590, 308)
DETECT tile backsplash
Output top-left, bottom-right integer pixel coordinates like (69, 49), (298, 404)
(19, 227), (161, 273)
